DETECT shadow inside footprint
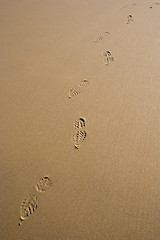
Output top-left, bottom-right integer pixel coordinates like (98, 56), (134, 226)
(126, 14), (134, 24)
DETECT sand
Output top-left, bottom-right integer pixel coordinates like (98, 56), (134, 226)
(1, 0), (160, 239)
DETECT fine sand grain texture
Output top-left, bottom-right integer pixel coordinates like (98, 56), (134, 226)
(1, 0), (160, 239)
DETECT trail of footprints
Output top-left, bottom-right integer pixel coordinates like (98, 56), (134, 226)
(18, 2), (159, 228)
(94, 31), (114, 67)
(18, 177), (52, 226)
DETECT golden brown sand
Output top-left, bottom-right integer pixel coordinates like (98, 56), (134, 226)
(1, 0), (160, 239)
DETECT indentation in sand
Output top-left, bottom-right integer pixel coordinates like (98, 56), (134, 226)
(94, 32), (110, 43)
(73, 130), (87, 149)
(69, 79), (89, 98)
(35, 176), (52, 193)
(18, 194), (38, 226)
(78, 79), (89, 87)
(74, 118), (86, 129)
(126, 14), (134, 24)
(103, 51), (114, 66)
(69, 87), (80, 99)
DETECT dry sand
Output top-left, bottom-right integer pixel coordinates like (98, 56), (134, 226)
(1, 0), (160, 239)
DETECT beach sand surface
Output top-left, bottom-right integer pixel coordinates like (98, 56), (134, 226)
(1, 0), (160, 239)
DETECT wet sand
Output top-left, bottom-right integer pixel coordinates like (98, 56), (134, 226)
(1, 0), (160, 239)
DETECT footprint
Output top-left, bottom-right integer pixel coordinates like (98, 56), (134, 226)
(35, 176), (52, 193)
(95, 34), (103, 43)
(74, 117), (86, 129)
(18, 194), (39, 226)
(73, 130), (87, 149)
(103, 51), (114, 66)
(69, 79), (89, 99)
(94, 32), (110, 43)
(78, 79), (89, 87)
(126, 14), (134, 24)
(68, 87), (80, 99)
